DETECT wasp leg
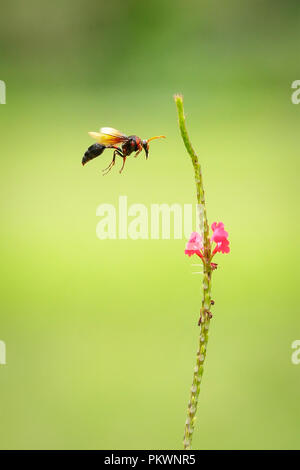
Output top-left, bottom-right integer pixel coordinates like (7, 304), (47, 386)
(102, 159), (115, 175)
(102, 151), (117, 175)
(119, 156), (127, 174)
(134, 149), (142, 158)
(102, 148), (123, 176)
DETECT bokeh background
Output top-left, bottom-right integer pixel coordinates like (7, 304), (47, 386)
(0, 0), (299, 450)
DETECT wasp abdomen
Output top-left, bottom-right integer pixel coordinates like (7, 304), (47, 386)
(82, 143), (106, 166)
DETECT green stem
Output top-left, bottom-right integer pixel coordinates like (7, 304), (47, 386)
(174, 94), (213, 450)
(174, 94), (210, 256)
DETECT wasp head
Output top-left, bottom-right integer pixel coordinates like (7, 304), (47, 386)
(142, 139), (150, 159)
(143, 135), (166, 159)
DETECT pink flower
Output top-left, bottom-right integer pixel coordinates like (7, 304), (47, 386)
(211, 222), (230, 255)
(211, 222), (228, 242)
(184, 222), (230, 260)
(185, 231), (203, 258)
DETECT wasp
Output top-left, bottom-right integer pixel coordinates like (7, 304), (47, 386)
(82, 127), (165, 174)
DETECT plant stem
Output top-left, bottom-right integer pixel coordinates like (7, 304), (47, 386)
(174, 94), (212, 450)
(174, 94), (210, 256)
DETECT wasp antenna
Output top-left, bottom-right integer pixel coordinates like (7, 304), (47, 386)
(147, 135), (166, 143)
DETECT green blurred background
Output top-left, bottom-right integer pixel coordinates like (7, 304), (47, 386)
(0, 0), (299, 450)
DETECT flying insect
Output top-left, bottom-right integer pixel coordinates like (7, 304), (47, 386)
(82, 127), (165, 174)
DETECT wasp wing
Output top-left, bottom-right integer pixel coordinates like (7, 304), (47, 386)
(88, 127), (127, 146)
(100, 127), (128, 144)
(100, 127), (127, 138)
